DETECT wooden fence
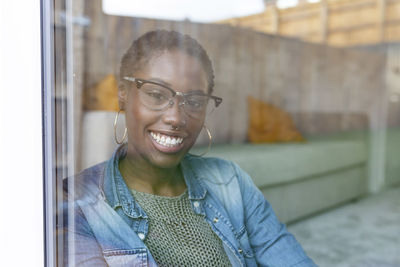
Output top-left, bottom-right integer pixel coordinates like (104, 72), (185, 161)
(219, 0), (400, 47)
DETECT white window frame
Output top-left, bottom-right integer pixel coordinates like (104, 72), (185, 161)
(0, 1), (45, 266)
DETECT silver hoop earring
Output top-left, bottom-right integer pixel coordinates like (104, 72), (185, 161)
(114, 109), (127, 144)
(192, 125), (212, 157)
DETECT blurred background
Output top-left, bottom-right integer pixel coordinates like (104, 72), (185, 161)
(52, 0), (400, 266)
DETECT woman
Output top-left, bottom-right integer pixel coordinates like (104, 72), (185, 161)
(64, 30), (316, 266)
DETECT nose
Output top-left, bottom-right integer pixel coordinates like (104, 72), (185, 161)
(162, 97), (186, 128)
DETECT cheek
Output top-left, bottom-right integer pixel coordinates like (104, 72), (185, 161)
(189, 120), (205, 138)
(125, 103), (148, 133)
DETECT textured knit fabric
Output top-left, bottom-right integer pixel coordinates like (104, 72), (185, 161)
(130, 188), (232, 267)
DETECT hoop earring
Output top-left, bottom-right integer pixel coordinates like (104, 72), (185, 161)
(192, 125), (212, 157)
(114, 109), (127, 144)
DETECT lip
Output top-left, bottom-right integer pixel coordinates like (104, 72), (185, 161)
(148, 130), (187, 154)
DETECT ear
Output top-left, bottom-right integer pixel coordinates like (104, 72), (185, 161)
(118, 83), (128, 110)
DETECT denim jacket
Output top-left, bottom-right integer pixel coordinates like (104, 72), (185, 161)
(63, 145), (317, 267)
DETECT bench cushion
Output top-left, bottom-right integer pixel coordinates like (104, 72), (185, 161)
(192, 140), (367, 188)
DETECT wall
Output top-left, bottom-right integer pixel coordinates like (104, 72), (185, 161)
(364, 44), (400, 127)
(82, 0), (386, 147)
(357, 43), (400, 187)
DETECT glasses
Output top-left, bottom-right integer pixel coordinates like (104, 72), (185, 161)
(123, 76), (222, 119)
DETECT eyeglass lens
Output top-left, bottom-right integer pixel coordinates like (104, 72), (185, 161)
(138, 83), (212, 118)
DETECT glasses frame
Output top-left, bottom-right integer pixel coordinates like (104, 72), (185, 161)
(123, 76), (223, 110)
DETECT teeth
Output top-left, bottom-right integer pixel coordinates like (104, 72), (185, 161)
(150, 132), (183, 147)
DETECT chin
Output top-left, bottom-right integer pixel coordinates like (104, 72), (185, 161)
(147, 135), (196, 169)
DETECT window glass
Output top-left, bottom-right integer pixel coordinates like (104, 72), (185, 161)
(47, 0), (400, 266)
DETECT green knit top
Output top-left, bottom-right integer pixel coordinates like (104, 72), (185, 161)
(130, 188), (232, 266)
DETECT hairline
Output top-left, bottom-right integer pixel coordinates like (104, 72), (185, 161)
(121, 47), (213, 94)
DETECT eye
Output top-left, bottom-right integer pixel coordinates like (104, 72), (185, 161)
(147, 90), (167, 100)
(186, 96), (208, 109)
(141, 85), (170, 104)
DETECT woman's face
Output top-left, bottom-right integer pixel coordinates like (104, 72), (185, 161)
(119, 50), (208, 169)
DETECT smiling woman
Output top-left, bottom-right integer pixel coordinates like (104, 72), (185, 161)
(63, 30), (317, 266)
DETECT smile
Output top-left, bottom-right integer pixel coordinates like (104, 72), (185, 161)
(150, 131), (184, 148)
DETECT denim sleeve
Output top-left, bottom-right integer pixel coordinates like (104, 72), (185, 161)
(62, 199), (108, 266)
(233, 163), (318, 267)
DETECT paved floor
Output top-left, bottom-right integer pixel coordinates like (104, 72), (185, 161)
(288, 186), (400, 267)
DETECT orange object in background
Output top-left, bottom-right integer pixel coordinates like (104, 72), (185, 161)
(247, 96), (305, 143)
(84, 74), (119, 111)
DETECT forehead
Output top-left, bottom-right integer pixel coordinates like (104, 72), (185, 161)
(136, 50), (208, 91)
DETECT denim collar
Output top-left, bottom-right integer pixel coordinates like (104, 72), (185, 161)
(180, 154), (208, 200)
(102, 145), (207, 219)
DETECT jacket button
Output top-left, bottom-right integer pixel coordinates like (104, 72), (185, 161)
(213, 217), (219, 223)
(138, 233), (145, 240)
(193, 201), (200, 208)
(238, 248), (243, 253)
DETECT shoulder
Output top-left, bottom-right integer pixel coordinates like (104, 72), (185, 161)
(184, 154), (239, 184)
(61, 162), (108, 235)
(184, 154), (236, 170)
(63, 161), (107, 201)
(183, 154), (256, 192)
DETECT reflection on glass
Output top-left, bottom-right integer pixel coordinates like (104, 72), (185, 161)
(61, 28), (316, 266)
(49, 0), (400, 266)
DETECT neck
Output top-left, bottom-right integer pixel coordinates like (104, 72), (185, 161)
(118, 154), (186, 197)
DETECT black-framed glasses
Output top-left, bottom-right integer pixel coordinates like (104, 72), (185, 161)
(124, 76), (222, 119)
